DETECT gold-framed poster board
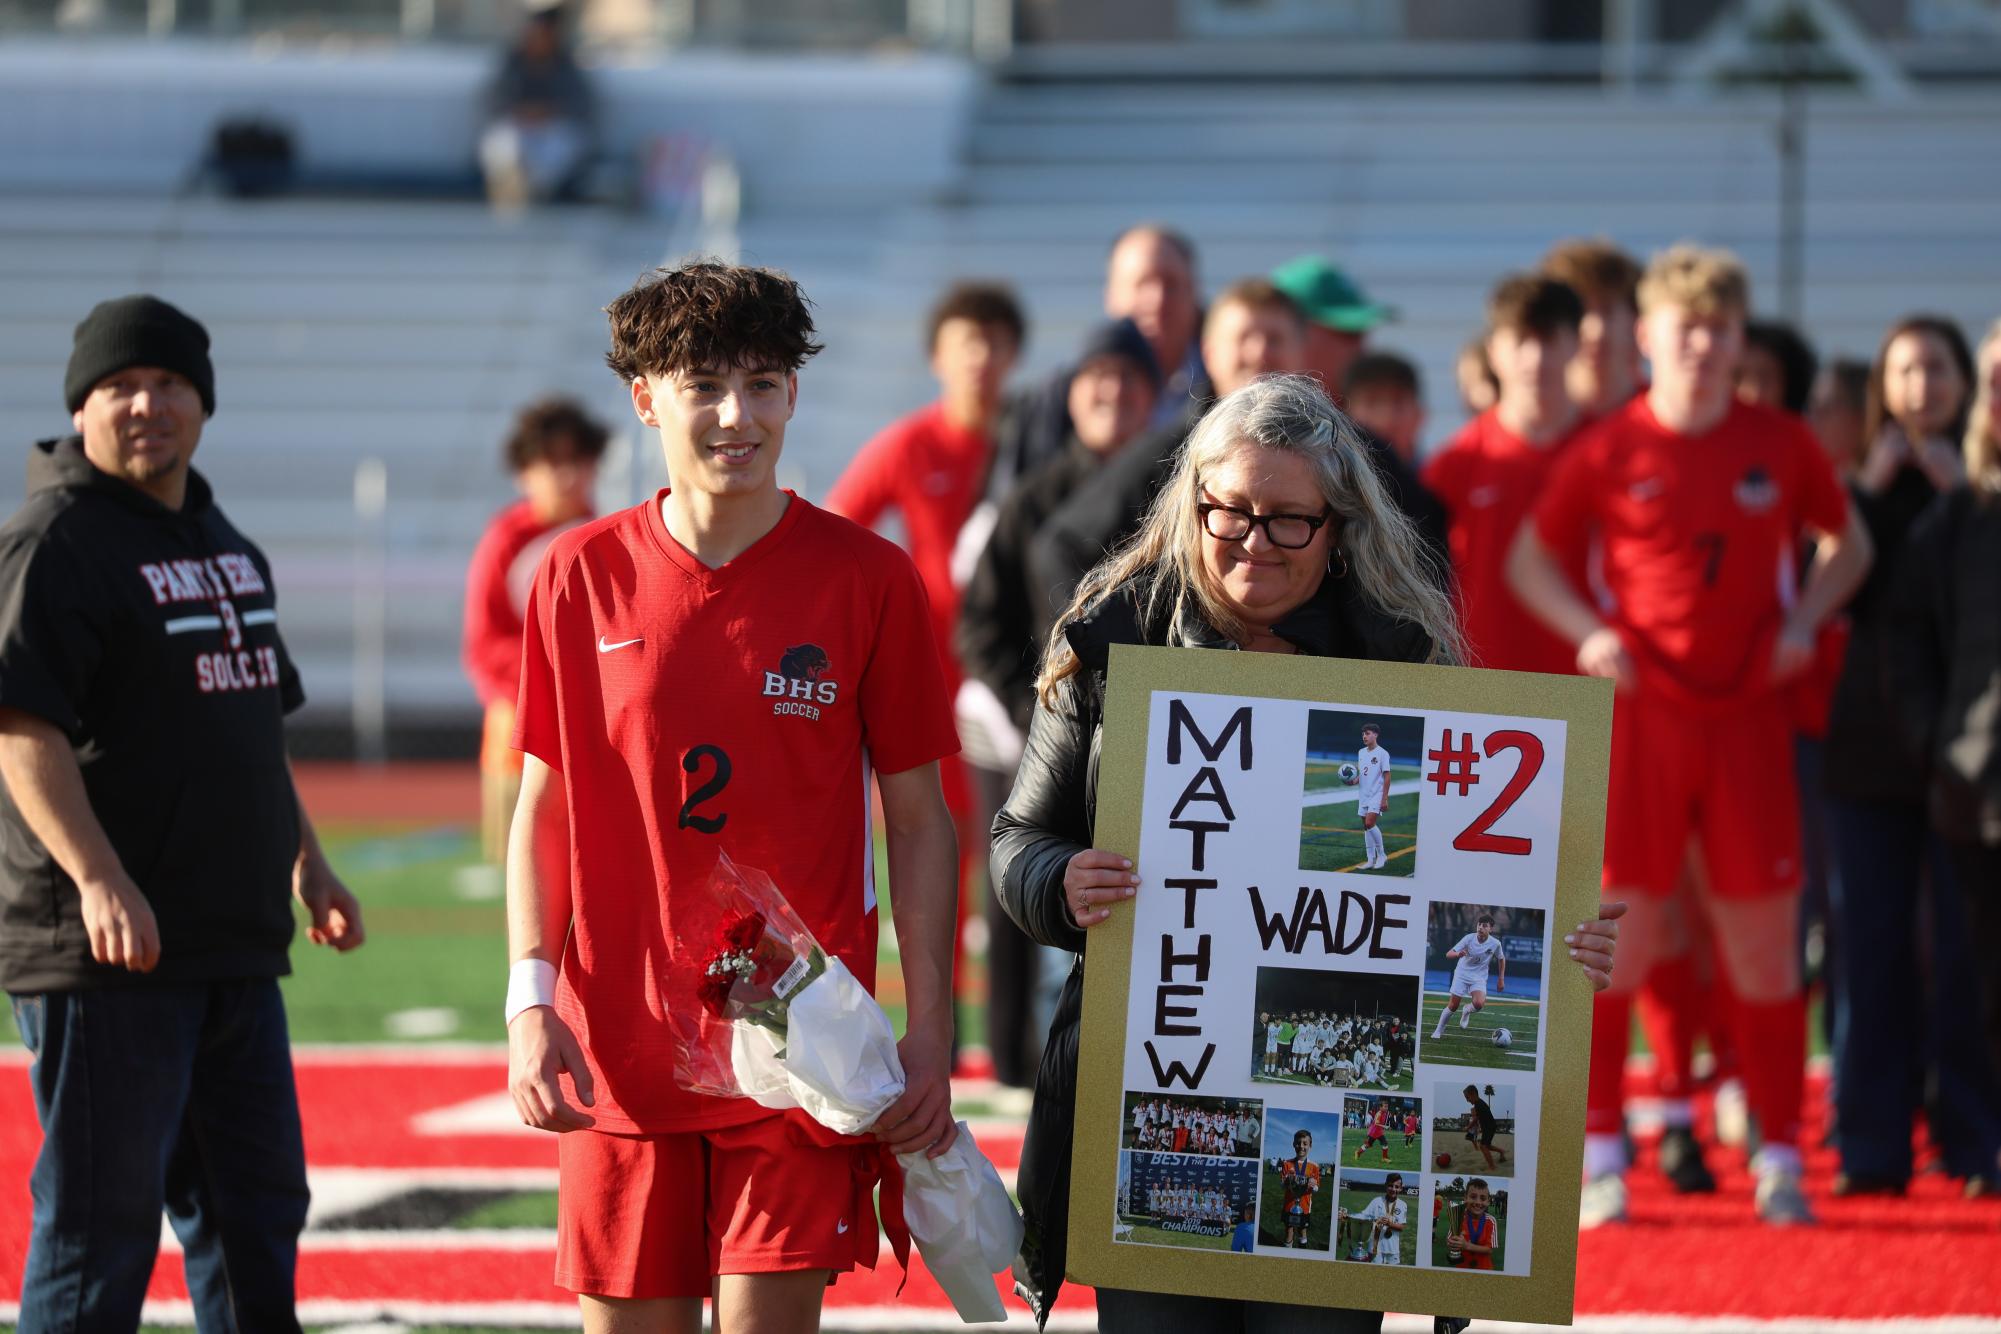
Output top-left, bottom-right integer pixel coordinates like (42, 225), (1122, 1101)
(1068, 645), (1613, 1325)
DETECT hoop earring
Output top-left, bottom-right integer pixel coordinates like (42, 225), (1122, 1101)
(1329, 546), (1349, 579)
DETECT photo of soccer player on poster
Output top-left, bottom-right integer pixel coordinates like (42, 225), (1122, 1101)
(1297, 709), (1426, 877)
(1344, 1094), (1426, 1174)
(1258, 1109), (1342, 1251)
(1336, 1168), (1417, 1266)
(1251, 967), (1418, 1092)
(1432, 1175), (1509, 1271)
(1432, 1081), (1517, 1178)
(1418, 901), (1544, 1071)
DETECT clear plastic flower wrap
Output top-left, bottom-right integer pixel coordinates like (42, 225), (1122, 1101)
(666, 851), (1024, 1324)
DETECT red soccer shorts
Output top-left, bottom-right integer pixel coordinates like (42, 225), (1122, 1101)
(554, 1112), (883, 1300)
(1602, 690), (1803, 900)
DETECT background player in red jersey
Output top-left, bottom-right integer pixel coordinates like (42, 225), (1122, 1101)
(1540, 238), (1644, 419)
(1508, 244), (1872, 1228)
(1423, 272), (1590, 675)
(825, 280), (1025, 1070)
(504, 262), (961, 1334)
(461, 398), (606, 862)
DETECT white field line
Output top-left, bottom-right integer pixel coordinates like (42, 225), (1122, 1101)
(1, 1302), (1992, 1333)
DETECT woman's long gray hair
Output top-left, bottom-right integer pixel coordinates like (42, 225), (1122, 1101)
(1037, 374), (1465, 704)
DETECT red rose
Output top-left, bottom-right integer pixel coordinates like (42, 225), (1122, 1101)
(721, 911), (767, 954)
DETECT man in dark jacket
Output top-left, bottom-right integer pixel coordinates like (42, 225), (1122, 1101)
(0, 296), (364, 1332)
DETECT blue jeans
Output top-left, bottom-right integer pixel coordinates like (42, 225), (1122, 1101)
(1096, 1288), (1384, 1333)
(10, 979), (309, 1333)
(1826, 798), (2001, 1180)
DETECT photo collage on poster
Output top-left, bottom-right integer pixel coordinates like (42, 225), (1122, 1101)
(1114, 696), (1563, 1275)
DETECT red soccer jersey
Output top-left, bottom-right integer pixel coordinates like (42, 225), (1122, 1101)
(462, 500), (589, 707)
(823, 402), (990, 686)
(1532, 396), (1849, 705)
(1422, 410), (1591, 676)
(1452, 1210), (1497, 1269)
(514, 492), (958, 1133)
(1403, 1114), (1419, 1136)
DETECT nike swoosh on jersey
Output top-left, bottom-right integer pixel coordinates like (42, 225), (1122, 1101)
(598, 636), (643, 653)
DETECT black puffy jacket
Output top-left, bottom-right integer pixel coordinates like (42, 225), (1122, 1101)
(1887, 485), (2001, 846)
(989, 569), (1433, 1324)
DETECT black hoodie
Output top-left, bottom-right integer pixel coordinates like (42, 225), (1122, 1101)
(0, 437), (304, 993)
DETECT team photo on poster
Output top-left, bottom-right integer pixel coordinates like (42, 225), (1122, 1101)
(1117, 1152), (1261, 1252)
(1297, 709), (1426, 877)
(1122, 1091), (1264, 1157)
(1251, 966), (1419, 1092)
(1418, 901), (1545, 1072)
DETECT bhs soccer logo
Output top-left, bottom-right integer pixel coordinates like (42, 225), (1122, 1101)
(1733, 466), (1779, 513)
(762, 643), (838, 719)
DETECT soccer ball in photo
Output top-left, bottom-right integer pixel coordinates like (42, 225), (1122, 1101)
(1436, 1152), (1452, 1168)
(1338, 761), (1359, 783)
(1491, 1028), (1513, 1048)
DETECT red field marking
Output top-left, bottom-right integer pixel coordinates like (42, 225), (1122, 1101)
(6, 1054), (2000, 1321)
(294, 761), (479, 825)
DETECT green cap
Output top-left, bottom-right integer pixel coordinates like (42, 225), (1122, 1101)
(1269, 254), (1395, 334)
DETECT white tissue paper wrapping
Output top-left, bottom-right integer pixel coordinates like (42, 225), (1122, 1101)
(735, 956), (1024, 1324)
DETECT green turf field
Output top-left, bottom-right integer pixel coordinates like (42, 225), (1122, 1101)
(1257, 1162), (1334, 1250)
(1298, 763), (1422, 876)
(0, 821), (961, 1050)
(1432, 1193), (1509, 1271)
(1334, 1185), (1418, 1266)
(1341, 1102), (1426, 1175)
(1118, 1215), (1236, 1251)
(1417, 993), (1541, 1073)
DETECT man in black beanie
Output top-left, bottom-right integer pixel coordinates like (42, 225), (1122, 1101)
(0, 294), (364, 1332)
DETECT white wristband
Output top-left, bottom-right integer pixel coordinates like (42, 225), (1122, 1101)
(504, 958), (558, 1025)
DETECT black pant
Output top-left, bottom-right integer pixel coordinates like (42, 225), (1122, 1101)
(1947, 838), (2001, 1137)
(974, 758), (1043, 1087)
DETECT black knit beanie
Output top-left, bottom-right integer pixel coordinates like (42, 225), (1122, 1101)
(1073, 316), (1163, 391)
(64, 295), (216, 416)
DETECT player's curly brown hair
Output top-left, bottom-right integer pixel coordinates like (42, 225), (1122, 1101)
(604, 260), (824, 384)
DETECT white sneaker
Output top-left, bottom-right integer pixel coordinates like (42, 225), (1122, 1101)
(1579, 1174), (1629, 1228)
(1754, 1170), (1816, 1226)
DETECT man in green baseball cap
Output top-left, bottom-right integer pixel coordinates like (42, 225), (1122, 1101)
(1270, 254), (1396, 401)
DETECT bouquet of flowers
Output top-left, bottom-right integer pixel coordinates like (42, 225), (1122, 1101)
(669, 852), (1023, 1324)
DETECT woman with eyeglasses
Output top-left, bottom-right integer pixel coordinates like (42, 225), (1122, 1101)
(990, 374), (1625, 1333)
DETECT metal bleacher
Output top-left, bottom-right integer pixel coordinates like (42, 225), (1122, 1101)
(2, 77), (1998, 747)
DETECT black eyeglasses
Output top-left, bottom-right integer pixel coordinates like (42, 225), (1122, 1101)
(1198, 502), (1333, 550)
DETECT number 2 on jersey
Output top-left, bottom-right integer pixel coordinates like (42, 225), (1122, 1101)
(679, 744), (731, 833)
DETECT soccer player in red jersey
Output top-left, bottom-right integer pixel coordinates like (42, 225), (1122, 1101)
(1541, 238), (1644, 419)
(1423, 273), (1591, 676)
(1447, 1178), (1499, 1270)
(825, 281), (1024, 1063)
(503, 262), (962, 1332)
(462, 398), (607, 861)
(1508, 244), (1872, 1228)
